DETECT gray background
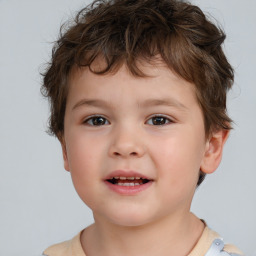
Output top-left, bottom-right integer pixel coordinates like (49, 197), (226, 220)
(0, 0), (255, 255)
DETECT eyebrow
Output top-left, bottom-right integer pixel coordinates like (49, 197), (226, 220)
(72, 98), (188, 111)
(72, 99), (111, 110)
(138, 98), (188, 110)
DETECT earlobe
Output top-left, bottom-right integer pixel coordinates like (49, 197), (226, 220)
(60, 139), (70, 172)
(200, 129), (230, 174)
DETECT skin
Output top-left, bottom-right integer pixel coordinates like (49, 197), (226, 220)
(61, 62), (229, 256)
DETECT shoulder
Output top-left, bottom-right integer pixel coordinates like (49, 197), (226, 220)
(205, 227), (244, 256)
(42, 231), (85, 256)
(206, 238), (244, 256)
(224, 243), (244, 255)
(42, 240), (71, 256)
(189, 225), (244, 256)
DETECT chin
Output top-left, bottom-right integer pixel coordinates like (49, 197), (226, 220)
(102, 209), (158, 228)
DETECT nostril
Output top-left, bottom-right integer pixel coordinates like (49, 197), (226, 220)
(109, 143), (145, 158)
(112, 151), (138, 156)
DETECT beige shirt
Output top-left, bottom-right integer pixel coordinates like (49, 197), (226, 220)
(43, 226), (243, 256)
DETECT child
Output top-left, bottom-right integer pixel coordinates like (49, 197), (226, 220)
(41, 0), (244, 255)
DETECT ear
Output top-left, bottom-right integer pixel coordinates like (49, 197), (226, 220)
(60, 138), (70, 172)
(200, 129), (230, 174)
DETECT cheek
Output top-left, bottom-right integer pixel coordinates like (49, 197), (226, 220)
(151, 139), (200, 209)
(66, 131), (102, 171)
(150, 133), (204, 184)
(65, 135), (103, 200)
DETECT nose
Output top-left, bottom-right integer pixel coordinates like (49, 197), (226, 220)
(108, 126), (145, 158)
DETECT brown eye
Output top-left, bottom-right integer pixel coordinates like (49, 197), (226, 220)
(147, 116), (172, 125)
(85, 116), (109, 126)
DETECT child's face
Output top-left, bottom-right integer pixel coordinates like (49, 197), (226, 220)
(62, 62), (216, 226)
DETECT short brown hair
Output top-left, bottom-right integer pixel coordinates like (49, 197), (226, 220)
(41, 0), (234, 186)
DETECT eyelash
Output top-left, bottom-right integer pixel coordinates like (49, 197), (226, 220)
(83, 115), (174, 126)
(83, 115), (110, 126)
(147, 115), (173, 125)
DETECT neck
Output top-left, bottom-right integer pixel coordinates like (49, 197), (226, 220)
(81, 212), (204, 256)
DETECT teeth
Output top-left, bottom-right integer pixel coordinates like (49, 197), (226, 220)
(117, 182), (141, 186)
(113, 176), (143, 180)
(117, 183), (133, 186)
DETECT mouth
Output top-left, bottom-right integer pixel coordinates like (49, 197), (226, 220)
(104, 170), (153, 194)
(106, 176), (151, 186)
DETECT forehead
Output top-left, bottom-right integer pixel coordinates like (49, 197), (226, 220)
(66, 61), (199, 115)
(69, 57), (195, 89)
(70, 55), (187, 82)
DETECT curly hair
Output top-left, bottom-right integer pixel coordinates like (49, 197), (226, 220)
(41, 0), (234, 186)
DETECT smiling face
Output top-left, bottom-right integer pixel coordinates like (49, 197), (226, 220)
(62, 62), (227, 227)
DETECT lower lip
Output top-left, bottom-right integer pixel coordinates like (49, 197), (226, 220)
(104, 181), (153, 195)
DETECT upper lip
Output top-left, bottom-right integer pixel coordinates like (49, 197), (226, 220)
(104, 170), (153, 180)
